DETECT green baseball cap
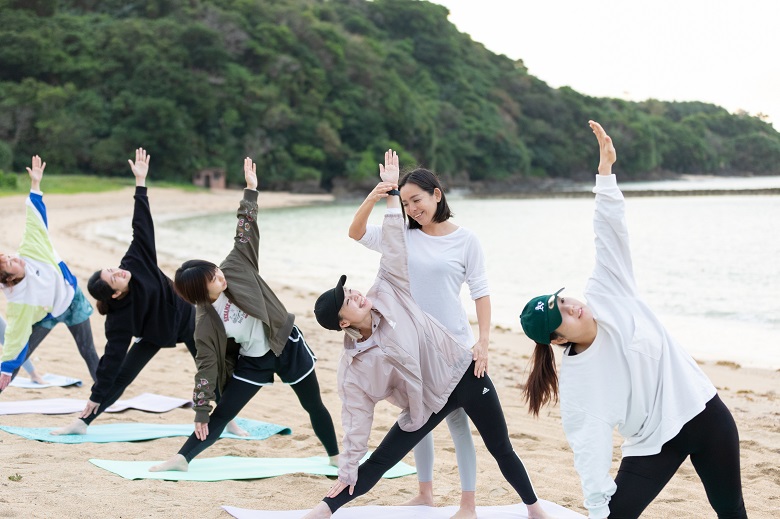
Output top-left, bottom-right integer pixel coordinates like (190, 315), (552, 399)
(519, 287), (565, 344)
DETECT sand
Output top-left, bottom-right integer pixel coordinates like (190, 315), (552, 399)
(0, 187), (778, 518)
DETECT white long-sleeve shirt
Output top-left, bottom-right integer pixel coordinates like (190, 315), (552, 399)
(560, 174), (716, 518)
(359, 224), (489, 346)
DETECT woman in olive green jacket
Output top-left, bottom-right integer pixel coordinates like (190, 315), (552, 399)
(150, 158), (339, 472)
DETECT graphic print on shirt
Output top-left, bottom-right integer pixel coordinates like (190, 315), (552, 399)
(221, 299), (248, 326)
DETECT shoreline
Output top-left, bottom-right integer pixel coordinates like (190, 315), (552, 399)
(0, 187), (778, 518)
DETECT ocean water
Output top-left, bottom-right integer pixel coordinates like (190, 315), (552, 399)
(97, 182), (780, 369)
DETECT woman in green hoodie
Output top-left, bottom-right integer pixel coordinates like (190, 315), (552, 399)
(150, 157), (339, 472)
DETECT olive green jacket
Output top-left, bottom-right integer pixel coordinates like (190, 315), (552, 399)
(191, 189), (295, 423)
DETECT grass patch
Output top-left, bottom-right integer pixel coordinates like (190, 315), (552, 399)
(0, 174), (202, 196)
(8, 473), (22, 482)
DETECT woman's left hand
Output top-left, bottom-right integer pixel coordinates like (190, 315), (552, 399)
(244, 157), (258, 190)
(472, 337), (489, 377)
(195, 421), (209, 440)
(0, 373), (11, 391)
(379, 149), (399, 184)
(324, 479), (354, 498)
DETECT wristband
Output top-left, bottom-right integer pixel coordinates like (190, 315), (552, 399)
(387, 189), (400, 196)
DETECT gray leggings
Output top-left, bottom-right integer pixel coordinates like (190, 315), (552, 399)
(7, 320), (99, 383)
(413, 407), (477, 491)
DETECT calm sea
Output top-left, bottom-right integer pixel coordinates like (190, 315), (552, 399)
(100, 178), (780, 369)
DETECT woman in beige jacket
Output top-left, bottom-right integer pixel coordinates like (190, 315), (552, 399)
(302, 150), (550, 519)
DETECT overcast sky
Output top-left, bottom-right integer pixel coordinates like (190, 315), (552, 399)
(429, 0), (779, 128)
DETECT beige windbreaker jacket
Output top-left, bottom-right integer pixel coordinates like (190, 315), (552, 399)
(336, 209), (473, 486)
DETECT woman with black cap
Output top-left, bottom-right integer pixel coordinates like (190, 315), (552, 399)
(519, 121), (746, 519)
(301, 150), (551, 519)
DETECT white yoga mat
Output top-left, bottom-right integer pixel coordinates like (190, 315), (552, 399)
(9, 373), (82, 388)
(0, 393), (192, 415)
(222, 501), (585, 518)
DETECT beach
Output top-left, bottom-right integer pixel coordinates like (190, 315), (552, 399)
(0, 186), (778, 518)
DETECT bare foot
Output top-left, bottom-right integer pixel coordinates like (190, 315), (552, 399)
(50, 419), (87, 435)
(226, 419), (249, 437)
(149, 454), (188, 472)
(29, 372), (46, 384)
(451, 490), (477, 519)
(450, 506), (477, 519)
(300, 502), (332, 519)
(399, 493), (435, 507)
(527, 501), (552, 519)
(328, 454), (339, 467)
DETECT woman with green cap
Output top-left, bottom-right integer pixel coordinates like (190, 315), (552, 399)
(519, 121), (746, 519)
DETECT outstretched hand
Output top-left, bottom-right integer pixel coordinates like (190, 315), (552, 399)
(128, 148), (151, 186)
(26, 155), (46, 191)
(588, 120), (616, 175)
(79, 400), (100, 419)
(379, 149), (399, 184)
(244, 157), (258, 190)
(324, 479), (354, 498)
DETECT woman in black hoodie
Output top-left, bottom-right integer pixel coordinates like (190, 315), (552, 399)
(52, 148), (245, 436)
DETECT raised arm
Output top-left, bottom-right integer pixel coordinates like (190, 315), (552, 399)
(348, 181), (398, 241)
(126, 148), (158, 266)
(586, 121), (638, 298)
(225, 158), (260, 271)
(376, 150), (415, 295)
(18, 155), (56, 259)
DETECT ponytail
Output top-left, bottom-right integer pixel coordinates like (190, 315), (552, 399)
(523, 341), (559, 417)
(87, 270), (114, 316)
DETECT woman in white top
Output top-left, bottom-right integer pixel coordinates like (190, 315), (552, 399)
(519, 121), (746, 519)
(349, 164), (489, 518)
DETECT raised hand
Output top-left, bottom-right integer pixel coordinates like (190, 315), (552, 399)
(26, 155), (46, 191)
(244, 157), (258, 190)
(588, 120), (616, 175)
(379, 148), (399, 184)
(128, 148), (151, 186)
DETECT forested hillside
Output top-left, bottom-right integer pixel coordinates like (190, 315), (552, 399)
(1, 0), (779, 190)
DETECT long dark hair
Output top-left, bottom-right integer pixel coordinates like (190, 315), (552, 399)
(523, 333), (567, 416)
(398, 168), (453, 230)
(87, 270), (114, 316)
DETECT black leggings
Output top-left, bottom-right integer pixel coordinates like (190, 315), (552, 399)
(82, 314), (197, 425)
(324, 364), (537, 512)
(177, 368), (339, 462)
(609, 394), (746, 519)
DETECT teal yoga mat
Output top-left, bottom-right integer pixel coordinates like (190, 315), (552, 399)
(0, 417), (290, 444)
(90, 454), (416, 482)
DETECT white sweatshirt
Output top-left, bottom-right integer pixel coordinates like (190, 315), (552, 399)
(359, 224), (489, 346)
(559, 174), (716, 518)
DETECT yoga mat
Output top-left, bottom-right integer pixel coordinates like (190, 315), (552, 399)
(9, 373), (82, 388)
(0, 417), (289, 444)
(222, 501), (585, 518)
(89, 453), (416, 482)
(0, 393), (192, 416)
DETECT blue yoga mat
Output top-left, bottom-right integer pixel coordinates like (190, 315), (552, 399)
(0, 417), (290, 444)
(90, 454), (416, 482)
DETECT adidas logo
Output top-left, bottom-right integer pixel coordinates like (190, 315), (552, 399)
(482, 387), (490, 395)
